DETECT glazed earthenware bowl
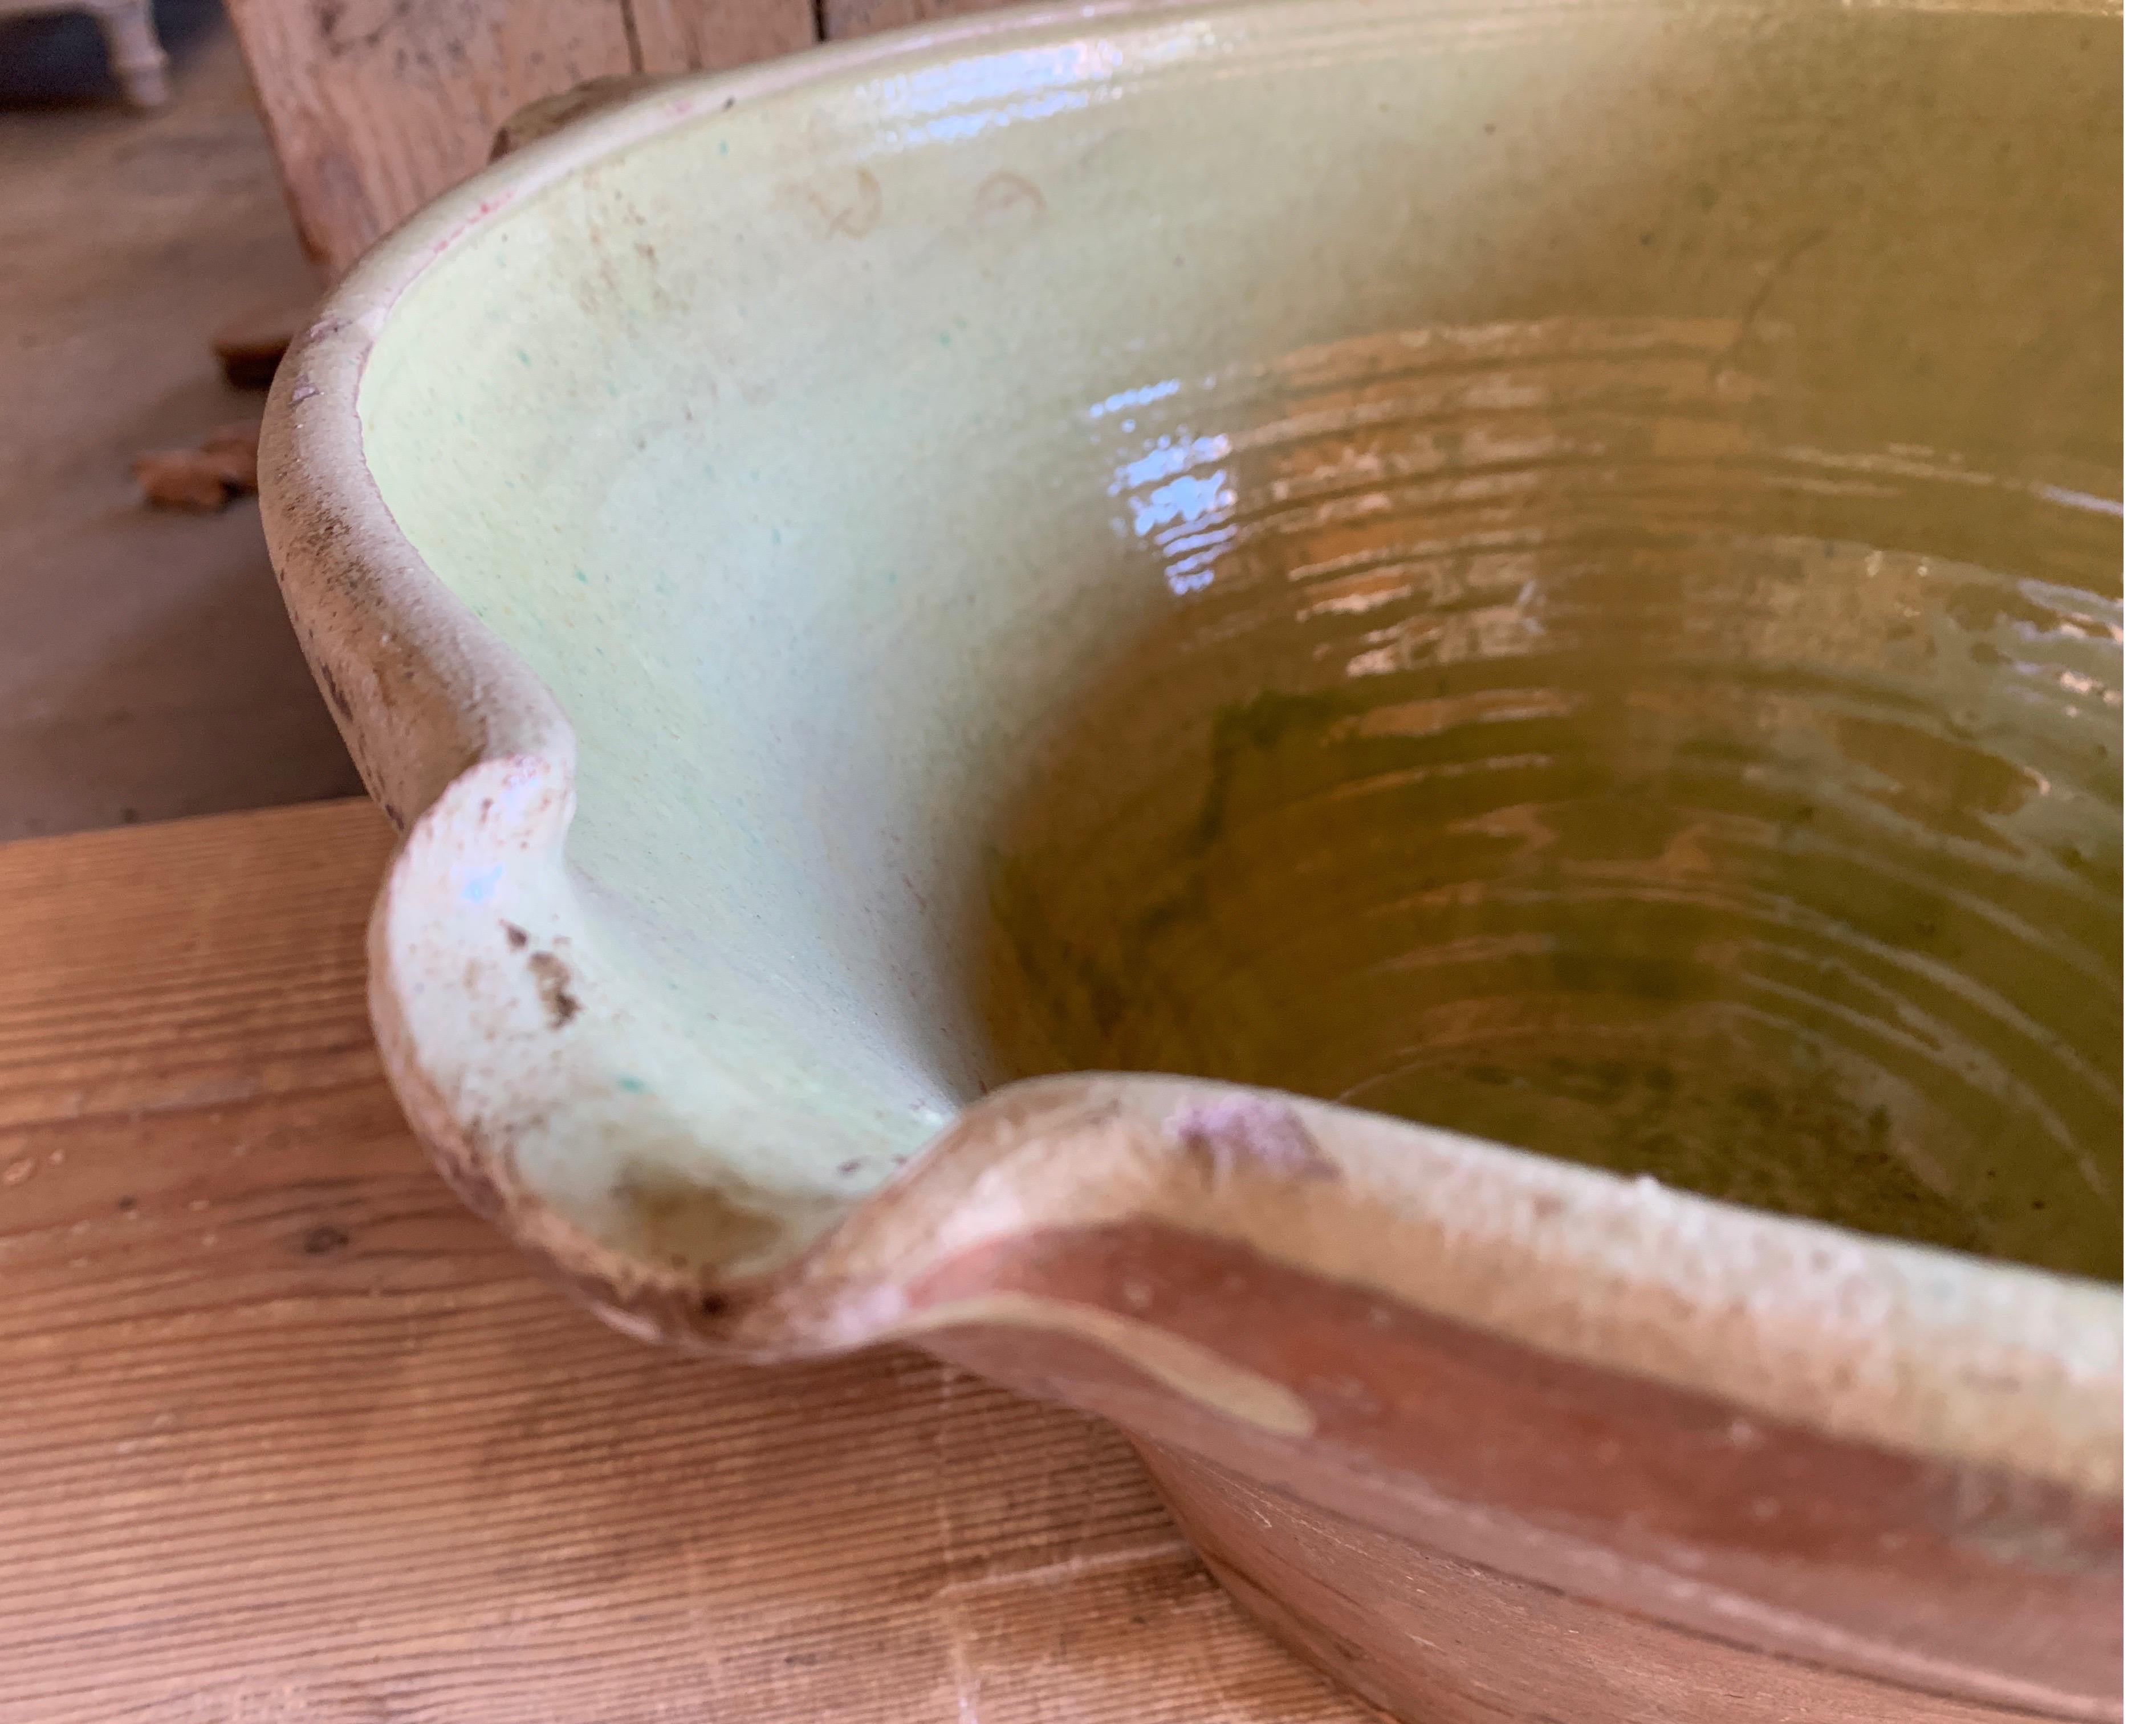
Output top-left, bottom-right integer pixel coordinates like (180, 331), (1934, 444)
(260, 2), (2122, 1718)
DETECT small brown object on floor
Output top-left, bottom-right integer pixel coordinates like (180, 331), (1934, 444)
(201, 418), (262, 491)
(211, 304), (307, 388)
(131, 448), (233, 512)
(134, 418), (262, 511)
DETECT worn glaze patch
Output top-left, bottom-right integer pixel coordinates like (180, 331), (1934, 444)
(893, 1290), (1318, 1438)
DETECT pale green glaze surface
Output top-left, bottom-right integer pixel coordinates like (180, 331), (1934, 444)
(355, 0), (2119, 1280)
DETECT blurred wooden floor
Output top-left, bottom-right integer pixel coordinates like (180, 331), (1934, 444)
(0, 4), (358, 841)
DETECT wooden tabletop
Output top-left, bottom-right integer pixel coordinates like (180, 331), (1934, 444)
(0, 799), (1364, 1723)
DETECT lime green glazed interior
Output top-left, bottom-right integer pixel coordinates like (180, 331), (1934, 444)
(356, 0), (2121, 1279)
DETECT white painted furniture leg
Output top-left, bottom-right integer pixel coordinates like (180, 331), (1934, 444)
(90, 0), (169, 107)
(0, 0), (172, 107)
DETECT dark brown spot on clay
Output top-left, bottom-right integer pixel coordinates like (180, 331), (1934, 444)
(116, 1195), (136, 1212)
(318, 664), (355, 723)
(303, 1223), (349, 1255)
(529, 950), (579, 1027)
(502, 922), (529, 950)
(699, 1291), (728, 1317)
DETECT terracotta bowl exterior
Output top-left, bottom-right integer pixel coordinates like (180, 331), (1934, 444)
(259, 3), (2121, 1719)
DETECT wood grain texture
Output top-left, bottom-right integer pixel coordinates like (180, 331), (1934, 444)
(820, 0), (1022, 39)
(627, 0), (816, 72)
(0, 800), (1363, 1724)
(223, 0), (816, 277)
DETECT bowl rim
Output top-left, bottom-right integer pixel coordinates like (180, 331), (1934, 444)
(258, 0), (2121, 1524)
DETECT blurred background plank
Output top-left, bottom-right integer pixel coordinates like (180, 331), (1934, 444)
(627, 0), (816, 74)
(222, 0), (818, 277)
(822, 0), (1021, 39)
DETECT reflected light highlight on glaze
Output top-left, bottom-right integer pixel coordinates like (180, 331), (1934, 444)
(978, 318), (2121, 1280)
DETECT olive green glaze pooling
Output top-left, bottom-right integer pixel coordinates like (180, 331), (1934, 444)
(262, 4), (2122, 1718)
(340, 2), (2120, 1286)
(975, 319), (2122, 1280)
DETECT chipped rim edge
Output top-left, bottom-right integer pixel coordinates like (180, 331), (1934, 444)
(259, 0), (2120, 1519)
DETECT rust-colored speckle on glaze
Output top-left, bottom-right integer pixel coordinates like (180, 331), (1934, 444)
(261, 2), (2121, 1720)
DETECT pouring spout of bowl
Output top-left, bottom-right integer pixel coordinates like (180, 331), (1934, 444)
(360, 743), (2118, 1713)
(351, 664), (2120, 1718)
(364, 766), (2121, 1510)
